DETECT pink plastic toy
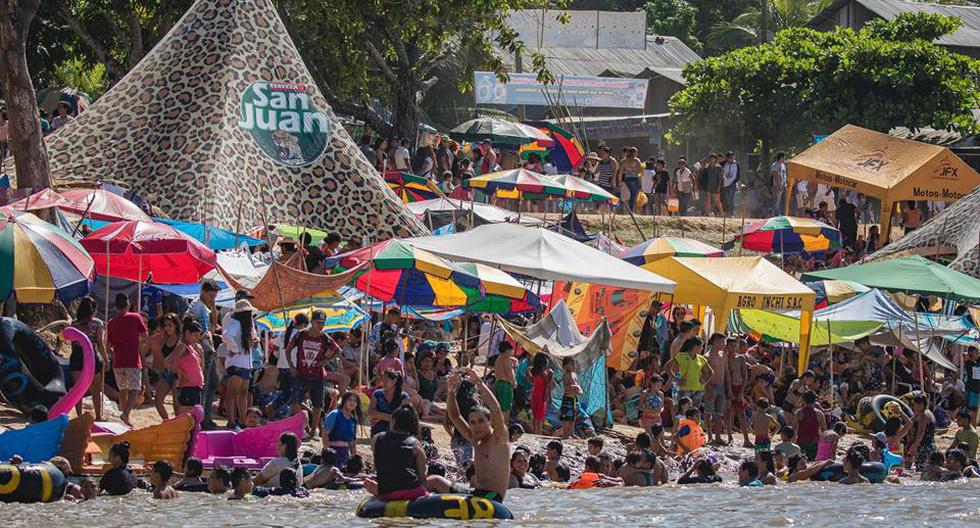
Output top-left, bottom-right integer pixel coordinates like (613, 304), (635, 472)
(193, 411), (307, 469)
(48, 327), (93, 419)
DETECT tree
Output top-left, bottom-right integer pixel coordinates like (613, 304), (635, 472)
(277, 0), (561, 142)
(0, 0), (51, 188)
(708, 0), (832, 51)
(669, 12), (980, 180)
(643, 0), (701, 52)
(54, 57), (108, 99)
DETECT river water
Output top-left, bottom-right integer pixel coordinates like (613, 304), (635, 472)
(8, 481), (979, 527)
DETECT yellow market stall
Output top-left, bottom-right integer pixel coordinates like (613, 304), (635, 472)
(786, 124), (980, 245)
(643, 256), (816, 373)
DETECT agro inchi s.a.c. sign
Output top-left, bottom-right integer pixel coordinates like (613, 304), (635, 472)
(238, 81), (330, 167)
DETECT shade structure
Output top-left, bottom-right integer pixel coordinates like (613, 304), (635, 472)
(801, 255), (980, 302)
(464, 168), (566, 198)
(805, 279), (870, 309)
(254, 291), (367, 333)
(518, 122), (585, 172)
(351, 239), (481, 306)
(384, 171), (440, 203)
(787, 124), (980, 244)
(451, 117), (553, 147)
(272, 224), (330, 245)
(84, 217), (265, 251)
(726, 216), (841, 253)
(59, 189), (151, 222)
(620, 236), (724, 265)
(643, 256), (816, 371)
(0, 211), (95, 303)
(404, 197), (545, 226)
(550, 174), (618, 204)
(454, 262), (541, 314)
(1, 188), (71, 213)
(405, 223), (677, 293)
(80, 220), (217, 284)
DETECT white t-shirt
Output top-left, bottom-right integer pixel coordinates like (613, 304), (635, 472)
(257, 456), (297, 487)
(641, 169), (656, 194)
(675, 167), (693, 193)
(274, 330), (298, 369)
(394, 146), (411, 171)
(222, 318), (252, 370)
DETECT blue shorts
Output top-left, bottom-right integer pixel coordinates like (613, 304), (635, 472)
(967, 390), (980, 410)
(292, 377), (326, 408)
(224, 366), (253, 381)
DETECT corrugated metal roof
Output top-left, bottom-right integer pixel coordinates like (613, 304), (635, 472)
(498, 35), (700, 86)
(811, 0), (980, 48)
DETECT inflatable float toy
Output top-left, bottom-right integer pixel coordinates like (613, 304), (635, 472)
(193, 412), (307, 469)
(0, 317), (67, 419)
(356, 494), (514, 520)
(0, 414), (69, 463)
(0, 462), (67, 503)
(57, 412), (96, 473)
(88, 405), (202, 473)
(812, 462), (888, 483)
(47, 327), (94, 419)
(847, 395), (913, 434)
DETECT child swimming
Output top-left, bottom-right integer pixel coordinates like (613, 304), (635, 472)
(150, 460), (179, 499)
(228, 468), (254, 500)
(838, 451), (869, 485)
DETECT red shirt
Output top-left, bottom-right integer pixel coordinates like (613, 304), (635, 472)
(107, 312), (147, 369)
(288, 331), (337, 380)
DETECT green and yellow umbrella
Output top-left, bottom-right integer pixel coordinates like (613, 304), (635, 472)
(255, 291), (367, 333)
(0, 211), (95, 303)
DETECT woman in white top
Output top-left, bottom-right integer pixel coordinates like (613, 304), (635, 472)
(222, 299), (258, 430)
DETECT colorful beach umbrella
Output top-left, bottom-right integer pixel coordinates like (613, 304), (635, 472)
(353, 239), (481, 306)
(619, 236), (724, 266)
(726, 216), (841, 254)
(464, 169), (566, 198)
(454, 262), (541, 314)
(550, 174), (618, 204)
(0, 211), (95, 303)
(451, 117), (553, 147)
(384, 171), (440, 203)
(804, 279), (870, 309)
(1, 188), (71, 213)
(518, 122), (585, 172)
(254, 291), (367, 333)
(60, 188), (151, 222)
(80, 220), (217, 284)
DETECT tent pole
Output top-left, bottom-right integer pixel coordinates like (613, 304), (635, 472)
(104, 239), (110, 323)
(827, 318), (833, 410)
(912, 311), (926, 406)
(137, 254), (142, 313)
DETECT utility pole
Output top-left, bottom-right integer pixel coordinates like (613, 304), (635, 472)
(760, 0), (769, 44)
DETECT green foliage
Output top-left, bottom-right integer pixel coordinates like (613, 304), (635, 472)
(643, 0), (702, 52)
(708, 0), (832, 50)
(864, 11), (961, 42)
(669, 12), (980, 154)
(53, 57), (107, 99)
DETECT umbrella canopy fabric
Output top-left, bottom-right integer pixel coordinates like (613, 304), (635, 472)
(384, 171), (440, 203)
(805, 279), (870, 309)
(454, 262), (541, 314)
(254, 291), (367, 333)
(80, 220), (217, 284)
(464, 169), (566, 198)
(727, 216), (841, 253)
(404, 197), (545, 226)
(620, 236), (723, 265)
(1, 188), (71, 213)
(351, 239), (483, 306)
(550, 174), (618, 204)
(83, 217), (264, 251)
(271, 224), (330, 245)
(451, 117), (553, 147)
(0, 211), (94, 303)
(404, 223), (676, 293)
(518, 122), (585, 172)
(801, 255), (980, 302)
(60, 189), (151, 222)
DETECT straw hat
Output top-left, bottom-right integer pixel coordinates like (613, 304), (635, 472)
(233, 299), (255, 313)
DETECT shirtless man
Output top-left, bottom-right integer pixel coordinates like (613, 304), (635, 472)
(726, 338), (752, 448)
(669, 320), (699, 362)
(429, 369), (510, 502)
(703, 333), (729, 445)
(492, 342), (518, 422)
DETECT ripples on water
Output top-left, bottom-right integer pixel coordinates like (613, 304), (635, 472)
(7, 481), (979, 527)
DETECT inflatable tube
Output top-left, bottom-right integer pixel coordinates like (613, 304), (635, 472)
(356, 494), (514, 520)
(812, 462), (887, 483)
(0, 463), (67, 503)
(0, 318), (66, 418)
(48, 328), (94, 419)
(870, 395), (913, 433)
(323, 481), (364, 490)
(0, 414), (69, 462)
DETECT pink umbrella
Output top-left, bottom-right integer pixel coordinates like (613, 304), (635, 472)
(80, 220), (216, 284)
(1, 188), (71, 213)
(60, 188), (151, 222)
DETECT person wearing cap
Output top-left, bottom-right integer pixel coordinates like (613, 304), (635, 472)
(222, 299), (259, 430)
(106, 293), (148, 426)
(285, 310), (341, 435)
(189, 279), (221, 428)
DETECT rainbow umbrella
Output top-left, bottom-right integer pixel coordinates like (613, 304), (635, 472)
(255, 291), (367, 333)
(518, 122), (585, 171)
(454, 262), (541, 314)
(354, 240), (482, 306)
(725, 216), (841, 254)
(0, 211), (95, 303)
(463, 169), (566, 198)
(384, 171), (440, 203)
(620, 236), (724, 266)
(551, 174), (618, 204)
(805, 280), (870, 309)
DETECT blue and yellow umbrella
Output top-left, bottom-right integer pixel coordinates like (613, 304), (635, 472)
(0, 211), (95, 303)
(255, 291), (368, 333)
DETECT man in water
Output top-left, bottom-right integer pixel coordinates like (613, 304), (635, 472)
(429, 369), (510, 502)
(703, 333), (729, 445)
(727, 338), (753, 448)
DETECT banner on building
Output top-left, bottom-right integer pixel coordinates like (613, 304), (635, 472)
(474, 72), (648, 109)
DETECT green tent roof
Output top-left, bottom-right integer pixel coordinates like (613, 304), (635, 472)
(801, 255), (980, 302)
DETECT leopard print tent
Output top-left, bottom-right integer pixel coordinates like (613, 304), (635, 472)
(5, 0), (426, 242)
(869, 185), (980, 279)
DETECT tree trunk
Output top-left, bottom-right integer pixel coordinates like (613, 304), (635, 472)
(0, 0), (51, 189)
(391, 74), (421, 145)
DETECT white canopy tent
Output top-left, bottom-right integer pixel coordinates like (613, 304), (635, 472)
(404, 223), (676, 293)
(405, 197), (545, 226)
